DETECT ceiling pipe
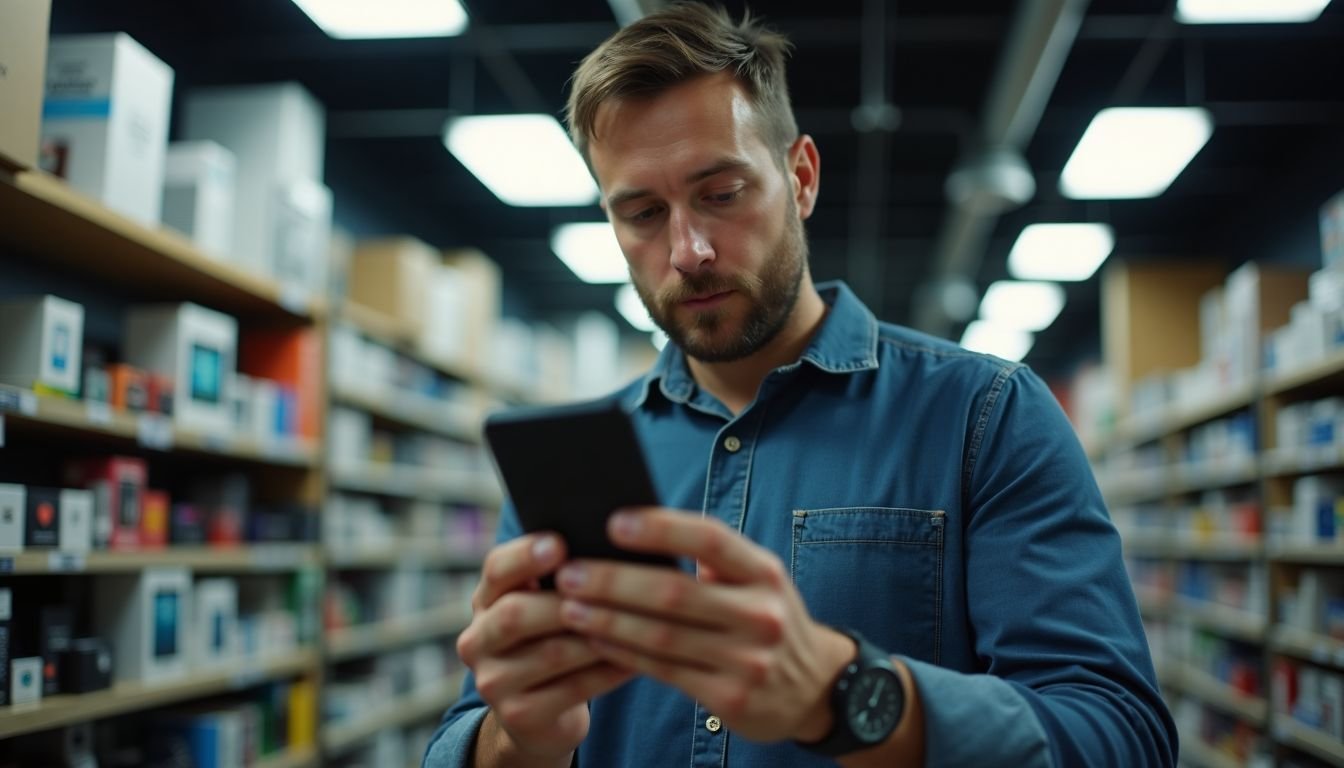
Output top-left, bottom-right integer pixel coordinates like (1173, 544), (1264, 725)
(912, 0), (1090, 336)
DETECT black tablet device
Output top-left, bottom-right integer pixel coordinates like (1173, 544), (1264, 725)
(483, 399), (677, 572)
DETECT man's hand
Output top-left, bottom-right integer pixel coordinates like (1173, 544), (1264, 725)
(552, 508), (855, 744)
(455, 533), (635, 766)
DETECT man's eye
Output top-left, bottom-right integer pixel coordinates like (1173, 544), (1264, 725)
(630, 206), (661, 223)
(707, 190), (741, 204)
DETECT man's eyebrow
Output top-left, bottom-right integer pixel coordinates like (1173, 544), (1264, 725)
(605, 158), (753, 210)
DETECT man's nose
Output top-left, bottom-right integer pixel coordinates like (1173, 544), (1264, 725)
(668, 207), (715, 273)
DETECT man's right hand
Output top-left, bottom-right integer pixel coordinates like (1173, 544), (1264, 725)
(456, 533), (635, 767)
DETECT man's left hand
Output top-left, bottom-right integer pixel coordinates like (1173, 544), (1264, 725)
(553, 507), (855, 744)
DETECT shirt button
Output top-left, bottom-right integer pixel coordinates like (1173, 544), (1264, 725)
(723, 436), (741, 452)
(705, 715), (722, 733)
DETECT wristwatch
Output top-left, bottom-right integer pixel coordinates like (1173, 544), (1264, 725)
(796, 628), (905, 757)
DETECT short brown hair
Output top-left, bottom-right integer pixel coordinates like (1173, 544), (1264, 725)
(566, 2), (798, 165)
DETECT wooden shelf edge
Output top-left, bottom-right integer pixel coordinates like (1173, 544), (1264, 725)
(1268, 543), (1344, 564)
(1265, 349), (1344, 397)
(326, 608), (471, 661)
(0, 545), (321, 575)
(1166, 665), (1269, 726)
(0, 648), (318, 740)
(327, 546), (485, 570)
(1117, 386), (1256, 447)
(321, 676), (462, 755)
(1273, 716), (1344, 763)
(1176, 728), (1248, 768)
(255, 746), (319, 768)
(1270, 626), (1344, 669)
(330, 386), (481, 443)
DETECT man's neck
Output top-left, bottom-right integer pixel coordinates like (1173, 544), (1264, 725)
(685, 280), (828, 415)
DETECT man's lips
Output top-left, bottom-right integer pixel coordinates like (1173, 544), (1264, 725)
(680, 290), (733, 309)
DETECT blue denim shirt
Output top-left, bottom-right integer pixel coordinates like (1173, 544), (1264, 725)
(425, 281), (1176, 767)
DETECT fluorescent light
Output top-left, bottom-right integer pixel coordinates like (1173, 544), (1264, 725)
(551, 223), (629, 283)
(979, 281), (1065, 332)
(960, 321), (1034, 362)
(1009, 223), (1115, 282)
(1060, 107), (1213, 199)
(291, 0), (468, 39)
(444, 115), (598, 207)
(615, 284), (657, 331)
(1178, 0), (1332, 24)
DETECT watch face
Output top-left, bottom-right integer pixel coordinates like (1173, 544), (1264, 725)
(846, 668), (903, 743)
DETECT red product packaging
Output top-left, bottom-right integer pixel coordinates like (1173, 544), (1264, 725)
(239, 328), (322, 439)
(140, 489), (169, 548)
(107, 364), (149, 412)
(64, 456), (147, 550)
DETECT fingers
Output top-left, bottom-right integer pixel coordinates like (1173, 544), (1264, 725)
(457, 591), (568, 665)
(492, 662), (635, 736)
(475, 533), (566, 610)
(607, 508), (785, 586)
(474, 635), (608, 703)
(585, 639), (751, 720)
(558, 599), (755, 671)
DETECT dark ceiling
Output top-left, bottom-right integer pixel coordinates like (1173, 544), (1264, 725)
(48, 0), (1344, 381)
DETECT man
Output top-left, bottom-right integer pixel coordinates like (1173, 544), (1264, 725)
(426, 3), (1176, 766)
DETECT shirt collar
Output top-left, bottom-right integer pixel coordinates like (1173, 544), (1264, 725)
(632, 280), (879, 410)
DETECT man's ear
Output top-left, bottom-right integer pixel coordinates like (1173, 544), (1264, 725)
(788, 134), (821, 220)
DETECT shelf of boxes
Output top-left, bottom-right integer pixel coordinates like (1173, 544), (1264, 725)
(0, 385), (320, 468)
(1172, 597), (1269, 645)
(1265, 348), (1344, 398)
(1115, 385), (1257, 452)
(1260, 445), (1344, 478)
(329, 384), (483, 444)
(327, 544), (485, 571)
(255, 746), (319, 768)
(328, 464), (502, 508)
(321, 672), (464, 756)
(0, 647), (318, 740)
(1269, 543), (1344, 565)
(326, 606), (473, 662)
(1269, 626), (1344, 670)
(1102, 460), (1260, 505)
(1174, 730), (1246, 768)
(0, 544), (321, 574)
(0, 171), (324, 323)
(1123, 536), (1262, 562)
(1272, 716), (1344, 765)
(1162, 664), (1269, 726)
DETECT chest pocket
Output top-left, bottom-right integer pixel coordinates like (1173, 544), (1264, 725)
(791, 507), (945, 664)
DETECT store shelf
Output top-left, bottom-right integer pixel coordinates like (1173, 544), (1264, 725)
(327, 544), (485, 570)
(1269, 625), (1344, 669)
(0, 544), (321, 575)
(1265, 349), (1344, 398)
(331, 384), (482, 443)
(1172, 597), (1269, 644)
(326, 606), (472, 662)
(255, 746), (319, 768)
(1163, 664), (1268, 726)
(0, 170), (323, 323)
(1117, 385), (1256, 448)
(1268, 543), (1344, 565)
(1261, 444), (1344, 477)
(1176, 729), (1247, 768)
(1273, 717), (1344, 765)
(1123, 536), (1262, 561)
(1102, 459), (1259, 504)
(0, 648), (318, 740)
(1136, 587), (1171, 618)
(321, 674), (463, 755)
(0, 386), (318, 468)
(329, 463), (502, 507)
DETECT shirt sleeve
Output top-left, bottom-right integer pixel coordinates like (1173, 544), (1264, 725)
(907, 364), (1178, 768)
(422, 504), (525, 768)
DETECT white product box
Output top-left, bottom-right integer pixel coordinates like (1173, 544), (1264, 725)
(0, 295), (84, 395)
(42, 33), (173, 226)
(0, 484), (25, 551)
(11, 657), (42, 705)
(422, 265), (471, 363)
(1323, 190), (1344, 270)
(123, 303), (237, 435)
(192, 578), (238, 669)
(162, 141), (236, 259)
(58, 489), (93, 553)
(271, 178), (333, 299)
(249, 378), (279, 446)
(0, 0), (52, 168)
(94, 568), (191, 683)
(182, 83), (326, 278)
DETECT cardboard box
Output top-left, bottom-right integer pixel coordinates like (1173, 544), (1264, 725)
(0, 295), (85, 396)
(65, 456), (147, 550)
(436, 248), (502, 369)
(192, 579), (238, 669)
(58, 489), (94, 553)
(24, 485), (60, 548)
(348, 237), (437, 332)
(162, 141), (237, 259)
(123, 302), (238, 435)
(0, 484), (25, 551)
(239, 327), (322, 440)
(0, 0), (52, 168)
(182, 83), (326, 278)
(94, 568), (191, 682)
(42, 33), (174, 226)
(11, 656), (41, 705)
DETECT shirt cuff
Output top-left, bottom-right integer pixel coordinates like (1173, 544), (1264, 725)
(422, 706), (490, 768)
(901, 657), (1052, 768)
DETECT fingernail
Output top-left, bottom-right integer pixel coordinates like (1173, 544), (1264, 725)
(610, 512), (642, 541)
(557, 564), (587, 590)
(532, 536), (558, 563)
(562, 600), (591, 626)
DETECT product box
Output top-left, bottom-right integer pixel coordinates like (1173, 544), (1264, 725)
(0, 0), (52, 169)
(11, 656), (42, 705)
(162, 708), (245, 768)
(272, 178), (333, 298)
(0, 588), (10, 706)
(83, 364), (110, 404)
(193, 578), (238, 669)
(58, 637), (112, 693)
(170, 503), (207, 545)
(39, 605), (72, 695)
(42, 33), (174, 226)
(59, 489), (94, 552)
(141, 489), (169, 548)
(107, 363), (149, 411)
(0, 295), (85, 396)
(23, 485), (60, 548)
(94, 567), (192, 683)
(0, 484), (26, 551)
(65, 456), (147, 550)
(348, 237), (437, 333)
(123, 302), (238, 435)
(1323, 189), (1344, 271)
(288, 678), (317, 748)
(162, 141), (237, 259)
(182, 83), (326, 278)
(239, 327), (322, 440)
(426, 249), (502, 369)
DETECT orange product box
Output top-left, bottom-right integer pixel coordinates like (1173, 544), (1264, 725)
(107, 364), (149, 412)
(239, 327), (322, 439)
(140, 489), (169, 548)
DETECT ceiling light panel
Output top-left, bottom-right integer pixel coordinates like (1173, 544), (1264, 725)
(960, 321), (1034, 363)
(551, 223), (630, 284)
(1060, 107), (1214, 199)
(444, 115), (599, 207)
(1008, 223), (1115, 282)
(291, 0), (468, 39)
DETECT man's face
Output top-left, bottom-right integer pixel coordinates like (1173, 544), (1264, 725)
(588, 73), (812, 362)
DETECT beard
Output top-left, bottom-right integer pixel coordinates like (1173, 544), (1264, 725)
(635, 206), (808, 364)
